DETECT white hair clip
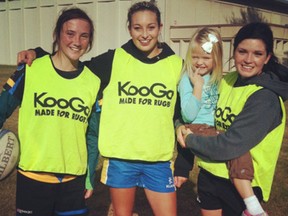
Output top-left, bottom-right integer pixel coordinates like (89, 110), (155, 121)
(201, 34), (218, 54)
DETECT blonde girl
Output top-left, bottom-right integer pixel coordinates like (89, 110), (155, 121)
(174, 27), (223, 188)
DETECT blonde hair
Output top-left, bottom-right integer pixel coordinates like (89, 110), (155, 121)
(182, 27), (223, 85)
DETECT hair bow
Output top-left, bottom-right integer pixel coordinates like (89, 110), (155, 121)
(201, 34), (218, 54)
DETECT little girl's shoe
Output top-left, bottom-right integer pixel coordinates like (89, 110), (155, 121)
(241, 209), (269, 216)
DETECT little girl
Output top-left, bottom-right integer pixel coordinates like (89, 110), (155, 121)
(174, 27), (267, 216)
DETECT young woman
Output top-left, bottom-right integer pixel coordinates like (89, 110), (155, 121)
(17, 2), (183, 216)
(175, 27), (269, 216)
(1, 7), (100, 216)
(98, 2), (182, 215)
(176, 22), (288, 216)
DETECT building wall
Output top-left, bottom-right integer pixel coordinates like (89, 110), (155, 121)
(0, 0), (287, 67)
(166, 0), (288, 27)
(167, 0), (288, 70)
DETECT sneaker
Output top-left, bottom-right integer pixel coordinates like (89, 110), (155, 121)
(242, 209), (269, 216)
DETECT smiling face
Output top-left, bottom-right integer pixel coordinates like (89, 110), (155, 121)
(58, 18), (91, 63)
(129, 10), (162, 58)
(191, 43), (214, 76)
(234, 39), (271, 78)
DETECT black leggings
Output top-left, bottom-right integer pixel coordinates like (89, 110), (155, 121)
(16, 171), (88, 216)
(197, 168), (263, 216)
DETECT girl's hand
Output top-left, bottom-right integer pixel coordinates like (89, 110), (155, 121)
(183, 127), (193, 141)
(189, 68), (204, 100)
(176, 126), (193, 148)
(189, 68), (204, 87)
(17, 50), (36, 66)
(84, 189), (93, 199)
(176, 125), (186, 147)
(174, 176), (188, 188)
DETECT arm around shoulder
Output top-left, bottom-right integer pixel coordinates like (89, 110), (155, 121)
(85, 107), (100, 191)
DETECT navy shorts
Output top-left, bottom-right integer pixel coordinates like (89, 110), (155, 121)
(101, 158), (176, 193)
(16, 171), (88, 216)
(197, 168), (263, 216)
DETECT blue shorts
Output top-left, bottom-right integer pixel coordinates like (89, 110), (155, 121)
(101, 158), (176, 193)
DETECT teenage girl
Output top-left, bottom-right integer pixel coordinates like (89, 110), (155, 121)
(17, 2), (183, 216)
(174, 26), (269, 216)
(177, 22), (288, 216)
(1, 7), (100, 216)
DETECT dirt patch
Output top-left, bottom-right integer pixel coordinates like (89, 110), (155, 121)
(0, 66), (287, 216)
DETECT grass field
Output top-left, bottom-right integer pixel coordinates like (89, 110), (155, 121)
(0, 65), (287, 216)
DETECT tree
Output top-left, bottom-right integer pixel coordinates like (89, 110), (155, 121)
(227, 7), (268, 24)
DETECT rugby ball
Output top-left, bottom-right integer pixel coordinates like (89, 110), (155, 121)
(0, 129), (19, 180)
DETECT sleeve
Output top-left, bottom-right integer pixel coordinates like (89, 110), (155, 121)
(34, 47), (49, 58)
(173, 92), (181, 123)
(173, 97), (194, 178)
(0, 91), (20, 128)
(0, 65), (25, 128)
(178, 73), (201, 123)
(85, 102), (101, 190)
(185, 89), (282, 161)
(174, 144), (195, 178)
